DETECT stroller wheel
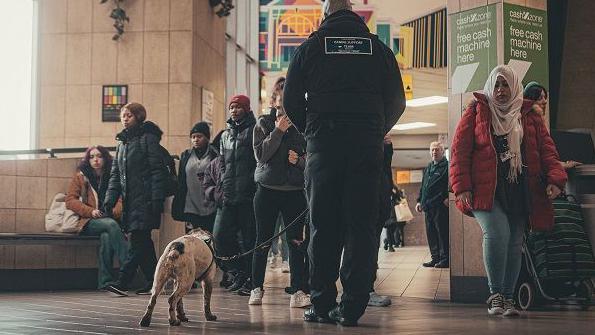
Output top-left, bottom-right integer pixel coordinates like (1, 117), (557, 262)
(517, 282), (535, 310)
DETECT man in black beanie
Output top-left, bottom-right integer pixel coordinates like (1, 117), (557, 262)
(284, 0), (405, 327)
(171, 121), (218, 233)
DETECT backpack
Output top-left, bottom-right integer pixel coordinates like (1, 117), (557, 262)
(140, 135), (178, 197)
(45, 193), (80, 233)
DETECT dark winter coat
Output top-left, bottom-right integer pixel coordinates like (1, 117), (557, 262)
(283, 10), (405, 151)
(203, 155), (224, 207)
(417, 157), (449, 211)
(104, 121), (167, 232)
(171, 146), (218, 221)
(379, 142), (395, 222)
(450, 93), (567, 231)
(253, 115), (306, 188)
(220, 112), (257, 205)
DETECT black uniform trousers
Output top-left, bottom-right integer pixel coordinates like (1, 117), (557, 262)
(425, 205), (449, 263)
(306, 145), (382, 321)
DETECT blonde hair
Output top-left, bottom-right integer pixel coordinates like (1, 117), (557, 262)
(430, 141), (444, 150)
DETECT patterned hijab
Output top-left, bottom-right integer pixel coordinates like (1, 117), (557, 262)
(483, 65), (524, 183)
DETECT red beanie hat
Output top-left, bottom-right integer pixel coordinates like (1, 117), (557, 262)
(229, 95), (251, 112)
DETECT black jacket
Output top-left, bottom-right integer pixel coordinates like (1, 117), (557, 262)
(417, 157), (449, 211)
(253, 115), (306, 188)
(171, 146), (218, 221)
(104, 121), (167, 232)
(283, 10), (406, 151)
(220, 112), (257, 205)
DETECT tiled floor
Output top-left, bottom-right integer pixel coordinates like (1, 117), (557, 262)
(0, 246), (594, 334)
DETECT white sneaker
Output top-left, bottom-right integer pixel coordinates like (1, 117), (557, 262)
(248, 287), (264, 305)
(502, 299), (521, 317)
(487, 293), (505, 315)
(290, 290), (312, 308)
(281, 261), (290, 273)
(368, 292), (391, 307)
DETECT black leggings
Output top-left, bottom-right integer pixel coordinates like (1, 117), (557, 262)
(252, 185), (308, 291)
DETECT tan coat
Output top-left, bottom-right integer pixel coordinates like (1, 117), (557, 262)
(65, 171), (123, 233)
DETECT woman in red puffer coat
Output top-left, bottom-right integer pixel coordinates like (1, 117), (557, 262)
(450, 65), (567, 317)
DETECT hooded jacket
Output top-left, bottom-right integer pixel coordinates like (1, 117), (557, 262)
(219, 112), (257, 205)
(283, 10), (405, 151)
(450, 93), (567, 231)
(104, 121), (167, 232)
(253, 114), (306, 189)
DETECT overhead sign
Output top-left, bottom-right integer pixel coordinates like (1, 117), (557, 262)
(450, 5), (497, 94)
(503, 3), (548, 89)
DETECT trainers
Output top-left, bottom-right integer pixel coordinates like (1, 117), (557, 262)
(237, 279), (252, 296)
(105, 283), (128, 297)
(290, 290), (312, 308)
(487, 293), (505, 315)
(368, 292), (391, 307)
(281, 261), (290, 273)
(434, 260), (449, 268)
(136, 283), (153, 295)
(422, 260), (438, 267)
(502, 299), (521, 317)
(227, 274), (246, 292)
(248, 287), (264, 305)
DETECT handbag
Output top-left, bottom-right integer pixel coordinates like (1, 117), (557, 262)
(394, 198), (414, 222)
(45, 193), (81, 233)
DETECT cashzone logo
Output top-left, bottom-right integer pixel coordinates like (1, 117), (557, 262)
(509, 10), (543, 23)
(456, 11), (491, 25)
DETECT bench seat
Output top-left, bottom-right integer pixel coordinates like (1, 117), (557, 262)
(0, 233), (99, 246)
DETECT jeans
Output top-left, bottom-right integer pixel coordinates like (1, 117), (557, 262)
(270, 214), (289, 262)
(252, 186), (308, 291)
(306, 145), (382, 321)
(213, 203), (256, 277)
(118, 229), (158, 288)
(81, 218), (129, 289)
(473, 200), (526, 299)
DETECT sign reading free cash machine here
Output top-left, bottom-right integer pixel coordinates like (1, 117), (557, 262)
(450, 5), (497, 94)
(503, 3), (548, 90)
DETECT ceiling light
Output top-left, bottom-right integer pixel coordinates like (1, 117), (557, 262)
(392, 122), (436, 131)
(406, 96), (448, 107)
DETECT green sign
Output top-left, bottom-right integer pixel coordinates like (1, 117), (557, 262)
(503, 4), (548, 90)
(450, 5), (497, 94)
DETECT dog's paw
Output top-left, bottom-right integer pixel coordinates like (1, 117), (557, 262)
(139, 316), (151, 327)
(179, 315), (189, 322)
(206, 314), (217, 321)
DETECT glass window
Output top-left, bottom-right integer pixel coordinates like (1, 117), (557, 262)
(0, 0), (35, 149)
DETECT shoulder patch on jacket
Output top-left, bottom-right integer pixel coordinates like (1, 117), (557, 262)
(324, 37), (372, 55)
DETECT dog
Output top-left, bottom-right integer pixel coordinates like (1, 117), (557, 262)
(140, 228), (217, 327)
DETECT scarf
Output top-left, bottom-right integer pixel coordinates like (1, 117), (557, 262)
(483, 65), (524, 183)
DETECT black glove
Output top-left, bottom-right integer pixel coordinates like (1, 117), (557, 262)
(102, 203), (114, 217)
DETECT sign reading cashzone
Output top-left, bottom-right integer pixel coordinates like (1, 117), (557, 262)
(450, 5), (497, 94)
(504, 4), (548, 89)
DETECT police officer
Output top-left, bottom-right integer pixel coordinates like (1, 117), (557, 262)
(283, 0), (405, 326)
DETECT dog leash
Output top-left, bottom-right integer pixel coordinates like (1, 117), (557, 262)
(212, 208), (309, 262)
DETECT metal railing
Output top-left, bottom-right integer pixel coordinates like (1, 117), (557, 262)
(0, 147), (116, 158)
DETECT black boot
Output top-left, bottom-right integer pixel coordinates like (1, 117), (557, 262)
(304, 307), (335, 324)
(328, 306), (358, 327)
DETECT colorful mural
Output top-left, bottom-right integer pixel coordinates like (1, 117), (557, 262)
(259, 0), (375, 73)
